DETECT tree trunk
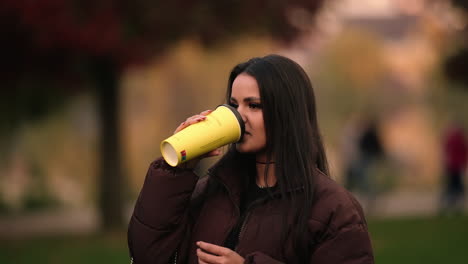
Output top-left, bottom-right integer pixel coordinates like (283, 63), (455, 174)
(93, 56), (124, 231)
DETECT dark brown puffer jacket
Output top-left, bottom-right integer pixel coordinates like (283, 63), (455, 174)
(128, 158), (374, 264)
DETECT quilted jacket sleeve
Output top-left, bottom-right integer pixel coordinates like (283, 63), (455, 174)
(127, 158), (200, 264)
(308, 182), (374, 264)
(309, 223), (374, 264)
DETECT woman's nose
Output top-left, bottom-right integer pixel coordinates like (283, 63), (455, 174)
(237, 106), (248, 123)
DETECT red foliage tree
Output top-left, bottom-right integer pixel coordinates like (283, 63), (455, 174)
(0, 0), (325, 231)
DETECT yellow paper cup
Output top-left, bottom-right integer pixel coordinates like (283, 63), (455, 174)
(161, 104), (245, 167)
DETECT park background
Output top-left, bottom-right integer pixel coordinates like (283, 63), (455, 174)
(1, 0), (468, 263)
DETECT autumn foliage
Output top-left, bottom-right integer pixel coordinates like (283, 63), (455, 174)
(0, 0), (326, 230)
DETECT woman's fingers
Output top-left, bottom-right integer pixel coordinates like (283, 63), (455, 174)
(194, 149), (221, 163)
(196, 241), (244, 263)
(200, 109), (213, 116)
(205, 148), (222, 157)
(173, 110), (212, 134)
(198, 259), (209, 264)
(197, 248), (221, 263)
(173, 114), (206, 134)
(197, 241), (229, 256)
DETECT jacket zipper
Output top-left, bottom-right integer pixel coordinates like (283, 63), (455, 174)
(234, 197), (267, 252)
(216, 176), (301, 251)
(215, 177), (242, 246)
(234, 210), (252, 252)
(172, 251), (178, 264)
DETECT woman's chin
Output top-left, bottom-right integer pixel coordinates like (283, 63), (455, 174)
(235, 143), (263, 154)
(235, 143), (251, 153)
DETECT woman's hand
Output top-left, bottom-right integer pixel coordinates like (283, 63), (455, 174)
(196, 241), (244, 264)
(174, 110), (221, 169)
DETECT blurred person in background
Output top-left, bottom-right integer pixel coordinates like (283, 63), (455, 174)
(342, 114), (385, 213)
(128, 55), (374, 263)
(342, 114), (365, 193)
(356, 117), (385, 212)
(440, 120), (468, 215)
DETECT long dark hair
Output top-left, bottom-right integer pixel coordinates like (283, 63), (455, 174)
(212, 54), (328, 261)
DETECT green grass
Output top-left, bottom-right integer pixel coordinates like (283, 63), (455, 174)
(369, 215), (468, 264)
(0, 232), (129, 264)
(0, 215), (467, 263)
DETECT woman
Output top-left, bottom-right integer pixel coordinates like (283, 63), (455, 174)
(128, 55), (374, 263)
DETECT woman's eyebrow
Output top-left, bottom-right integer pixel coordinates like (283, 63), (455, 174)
(230, 97), (261, 102)
(244, 97), (261, 102)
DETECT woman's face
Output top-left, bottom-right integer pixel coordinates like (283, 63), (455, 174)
(230, 73), (267, 154)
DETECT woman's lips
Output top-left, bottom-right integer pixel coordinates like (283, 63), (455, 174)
(239, 131), (250, 142)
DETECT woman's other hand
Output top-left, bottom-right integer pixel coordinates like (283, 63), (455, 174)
(196, 241), (245, 264)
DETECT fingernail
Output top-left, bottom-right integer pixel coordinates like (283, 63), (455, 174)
(197, 241), (201, 246)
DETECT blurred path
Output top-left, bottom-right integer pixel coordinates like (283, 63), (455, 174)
(355, 191), (460, 218)
(0, 208), (98, 239)
(0, 205), (133, 239)
(0, 192), (467, 239)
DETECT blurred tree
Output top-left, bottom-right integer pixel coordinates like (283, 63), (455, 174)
(313, 29), (386, 141)
(0, 0), (326, 231)
(445, 0), (468, 89)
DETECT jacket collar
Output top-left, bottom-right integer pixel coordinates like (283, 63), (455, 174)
(210, 162), (244, 200)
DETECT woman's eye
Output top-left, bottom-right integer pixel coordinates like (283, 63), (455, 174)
(249, 103), (262, 109)
(229, 102), (238, 108)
